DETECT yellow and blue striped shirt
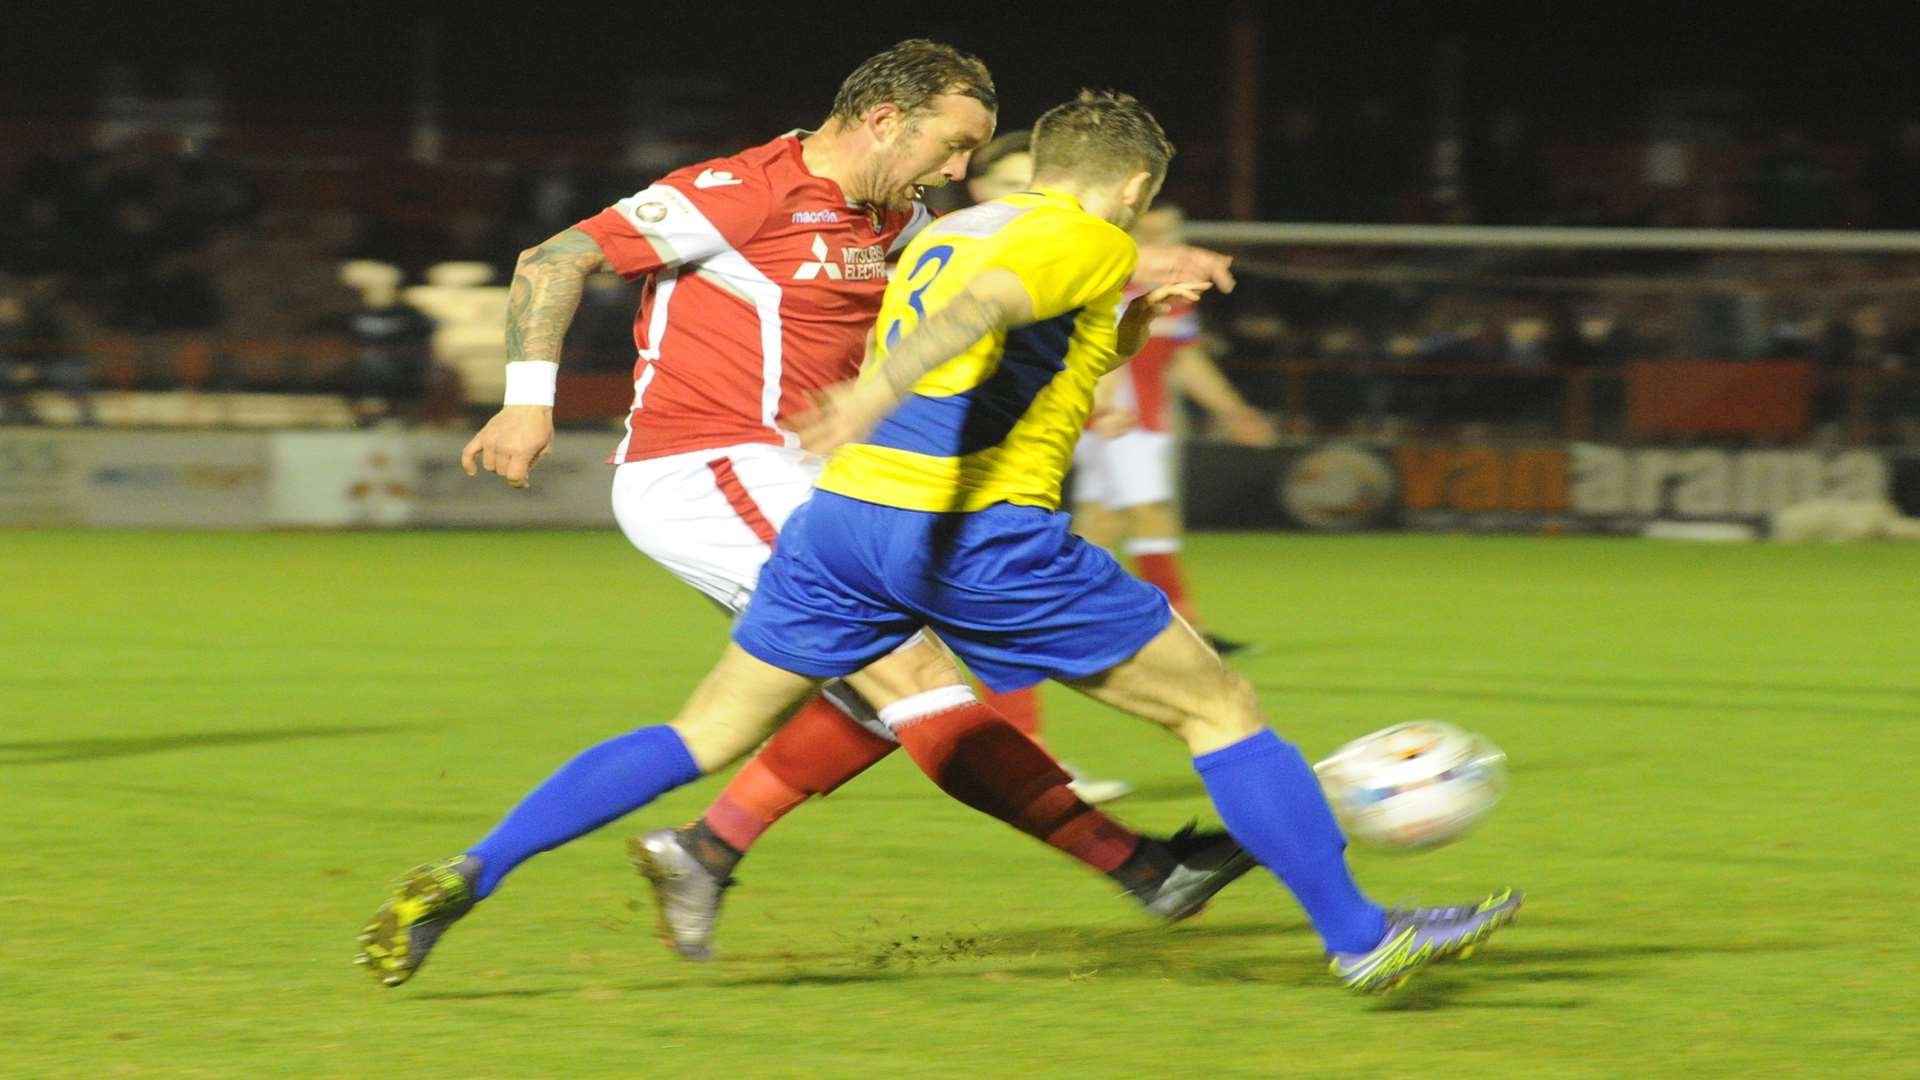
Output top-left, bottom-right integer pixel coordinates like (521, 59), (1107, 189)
(816, 188), (1138, 513)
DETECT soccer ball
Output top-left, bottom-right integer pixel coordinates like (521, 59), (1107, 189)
(1313, 721), (1507, 850)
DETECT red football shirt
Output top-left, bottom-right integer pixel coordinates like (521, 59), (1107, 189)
(575, 134), (932, 462)
(1109, 297), (1200, 433)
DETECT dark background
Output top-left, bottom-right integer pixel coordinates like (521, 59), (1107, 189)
(7, 2), (1917, 149)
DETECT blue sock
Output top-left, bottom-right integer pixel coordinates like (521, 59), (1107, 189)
(1193, 729), (1387, 953)
(466, 725), (704, 899)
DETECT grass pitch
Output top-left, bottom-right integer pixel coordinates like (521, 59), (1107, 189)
(4, 529), (1915, 1078)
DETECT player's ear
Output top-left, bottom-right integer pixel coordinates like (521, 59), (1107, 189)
(1120, 170), (1154, 211)
(865, 102), (907, 143)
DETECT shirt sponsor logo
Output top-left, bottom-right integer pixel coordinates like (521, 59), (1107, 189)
(791, 209), (842, 224)
(793, 235), (889, 281)
(794, 235), (843, 280)
(838, 242), (887, 280)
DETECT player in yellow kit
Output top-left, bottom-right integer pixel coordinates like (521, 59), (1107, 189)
(708, 90), (1520, 992)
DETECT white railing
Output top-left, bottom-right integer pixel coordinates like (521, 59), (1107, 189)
(1185, 222), (1920, 253)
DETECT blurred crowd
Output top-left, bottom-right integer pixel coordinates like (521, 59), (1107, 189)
(1258, 101), (1920, 230)
(0, 138), (644, 417)
(4, 105), (1920, 435)
(1207, 248), (1920, 439)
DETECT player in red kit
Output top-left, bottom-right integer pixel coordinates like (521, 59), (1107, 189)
(633, 145), (1256, 957)
(357, 42), (1251, 986)
(1076, 205), (1278, 653)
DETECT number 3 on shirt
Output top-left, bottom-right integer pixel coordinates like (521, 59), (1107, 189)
(884, 244), (954, 351)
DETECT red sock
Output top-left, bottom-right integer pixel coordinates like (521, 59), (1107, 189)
(890, 700), (1140, 874)
(703, 695), (897, 852)
(982, 686), (1042, 741)
(1131, 548), (1199, 626)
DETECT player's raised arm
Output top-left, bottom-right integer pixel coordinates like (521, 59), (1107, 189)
(461, 228), (613, 489)
(1132, 243), (1236, 294)
(798, 267), (1034, 453)
(1129, 205), (1234, 295)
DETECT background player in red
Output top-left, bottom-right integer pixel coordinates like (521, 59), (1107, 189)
(1075, 204), (1279, 654)
(962, 130), (1038, 205)
(358, 41), (1250, 984)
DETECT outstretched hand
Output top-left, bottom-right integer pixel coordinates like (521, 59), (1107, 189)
(1133, 280), (1212, 315)
(1133, 243), (1236, 294)
(1220, 406), (1280, 447)
(1119, 280), (1212, 357)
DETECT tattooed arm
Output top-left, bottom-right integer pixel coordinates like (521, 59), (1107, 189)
(799, 272), (1215, 456)
(870, 270), (1033, 397)
(461, 228), (614, 490)
(797, 268), (1034, 454)
(503, 228), (613, 363)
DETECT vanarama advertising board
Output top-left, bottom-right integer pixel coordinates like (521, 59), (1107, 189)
(1, 431), (1911, 534)
(1180, 440), (1908, 533)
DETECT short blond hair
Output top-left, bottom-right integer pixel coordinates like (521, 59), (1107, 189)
(1030, 89), (1174, 185)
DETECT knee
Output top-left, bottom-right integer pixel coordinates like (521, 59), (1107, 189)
(844, 634), (963, 705)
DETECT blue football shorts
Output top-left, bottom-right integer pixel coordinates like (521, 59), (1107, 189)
(733, 491), (1173, 692)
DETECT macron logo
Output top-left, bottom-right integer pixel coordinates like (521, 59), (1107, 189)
(791, 209), (843, 224)
(793, 235), (843, 281)
(694, 168), (743, 189)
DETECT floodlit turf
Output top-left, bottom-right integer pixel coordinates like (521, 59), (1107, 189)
(4, 528), (1916, 1078)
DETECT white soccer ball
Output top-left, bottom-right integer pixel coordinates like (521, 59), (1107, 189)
(1314, 721), (1507, 850)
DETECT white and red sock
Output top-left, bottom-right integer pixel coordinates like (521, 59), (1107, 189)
(1126, 538), (1199, 627)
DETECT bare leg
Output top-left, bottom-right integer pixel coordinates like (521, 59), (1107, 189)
(1062, 613), (1258, 754)
(1064, 613), (1389, 954)
(668, 644), (823, 772)
(1124, 500), (1183, 543)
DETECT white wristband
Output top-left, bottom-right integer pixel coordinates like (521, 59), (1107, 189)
(503, 361), (559, 406)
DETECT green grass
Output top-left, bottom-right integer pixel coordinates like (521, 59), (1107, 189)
(4, 530), (1916, 1078)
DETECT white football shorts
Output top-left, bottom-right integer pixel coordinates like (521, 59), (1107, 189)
(1072, 429), (1177, 510)
(611, 441), (820, 614)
